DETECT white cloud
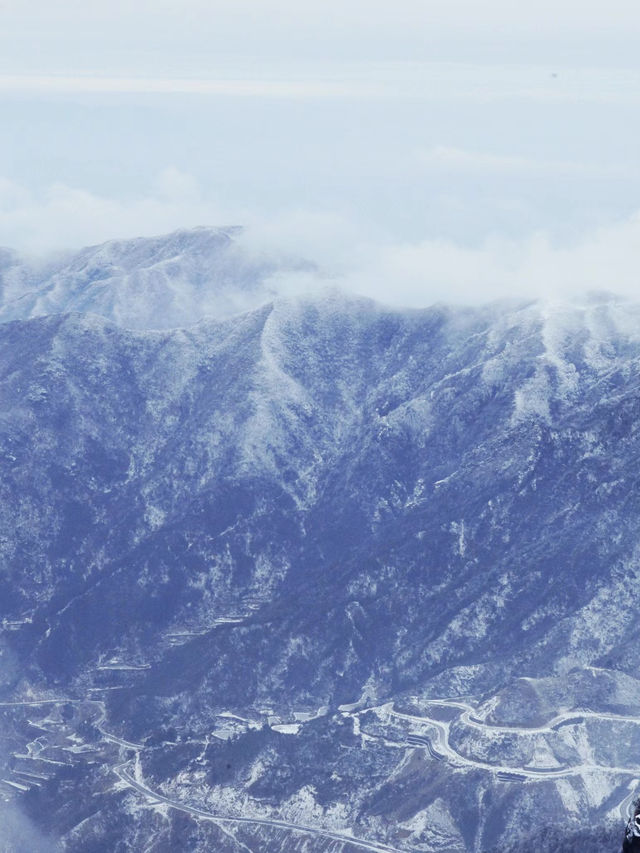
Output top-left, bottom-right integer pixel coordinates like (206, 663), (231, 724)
(0, 800), (56, 853)
(415, 146), (634, 179)
(2, 173), (639, 309)
(0, 172), (228, 254)
(153, 168), (201, 203)
(343, 221), (640, 306)
(0, 74), (384, 99)
(0, 177), (31, 211)
(2, 64), (640, 106)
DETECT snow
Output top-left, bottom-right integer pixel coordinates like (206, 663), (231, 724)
(271, 723), (301, 735)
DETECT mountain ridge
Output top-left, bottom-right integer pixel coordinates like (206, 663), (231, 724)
(0, 229), (637, 851)
(0, 226), (318, 330)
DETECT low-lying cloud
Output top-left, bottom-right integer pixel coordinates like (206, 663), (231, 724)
(339, 220), (640, 306)
(0, 171), (228, 256)
(0, 800), (59, 852)
(1, 170), (639, 309)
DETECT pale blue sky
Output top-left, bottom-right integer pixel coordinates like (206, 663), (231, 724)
(3, 0), (640, 72)
(1, 1), (639, 303)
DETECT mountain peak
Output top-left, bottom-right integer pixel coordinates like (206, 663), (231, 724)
(0, 227), (304, 330)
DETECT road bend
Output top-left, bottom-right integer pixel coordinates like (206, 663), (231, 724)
(114, 763), (407, 853)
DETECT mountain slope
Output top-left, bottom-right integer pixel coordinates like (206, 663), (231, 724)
(0, 231), (636, 852)
(0, 227), (309, 329)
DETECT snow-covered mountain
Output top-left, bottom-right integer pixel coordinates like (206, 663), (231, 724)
(0, 229), (636, 852)
(0, 227), (310, 329)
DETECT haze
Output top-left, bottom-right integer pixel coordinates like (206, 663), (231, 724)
(1, 0), (639, 305)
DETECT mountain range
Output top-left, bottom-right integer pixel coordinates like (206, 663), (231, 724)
(0, 227), (636, 852)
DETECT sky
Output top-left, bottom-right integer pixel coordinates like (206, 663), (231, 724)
(1, 0), (639, 304)
(3, 0), (640, 71)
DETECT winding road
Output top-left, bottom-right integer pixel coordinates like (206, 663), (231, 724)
(381, 699), (640, 784)
(114, 761), (407, 853)
(3, 690), (639, 845)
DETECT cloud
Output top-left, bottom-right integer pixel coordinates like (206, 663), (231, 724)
(0, 670), (59, 852)
(2, 172), (640, 309)
(0, 74), (384, 99)
(0, 800), (58, 852)
(342, 219), (640, 306)
(0, 172), (365, 262)
(153, 168), (201, 203)
(0, 171), (229, 254)
(2, 66), (640, 107)
(415, 146), (635, 179)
